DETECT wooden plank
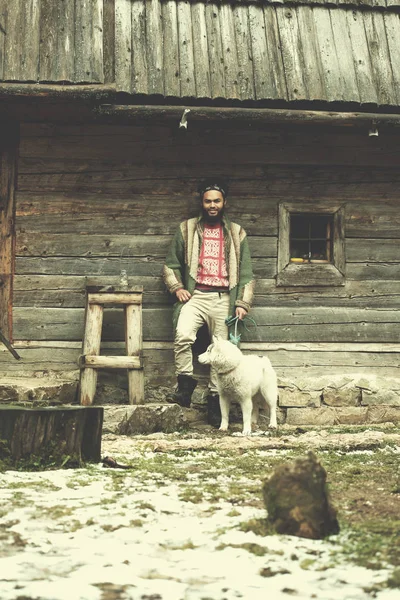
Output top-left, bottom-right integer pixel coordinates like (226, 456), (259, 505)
(345, 9), (378, 104)
(219, 4), (240, 100)
(131, 0), (148, 94)
(79, 302), (103, 405)
(363, 10), (396, 106)
(12, 306), (400, 344)
(0, 126), (18, 338)
(125, 303), (144, 403)
(205, 3), (225, 98)
(232, 4), (255, 100)
(312, 7), (343, 102)
(248, 5), (278, 100)
(82, 355), (141, 369)
(176, 0), (195, 98)
(39, 0), (75, 82)
(383, 12), (400, 105)
(295, 6), (325, 101)
(263, 6), (287, 99)
(347, 263), (400, 281)
(88, 293), (142, 305)
(15, 233), (276, 258)
(19, 128), (400, 167)
(115, 0), (132, 92)
(329, 7), (360, 103)
(276, 6), (307, 101)
(347, 202), (400, 238)
(162, 0), (180, 97)
(347, 238), (400, 262)
(14, 256), (275, 279)
(9, 340), (400, 353)
(103, 0), (115, 84)
(191, 3), (211, 98)
(13, 275), (167, 308)
(13, 275), (400, 310)
(0, 0), (8, 80)
(3, 0), (40, 82)
(146, 0), (164, 95)
(75, 0), (104, 83)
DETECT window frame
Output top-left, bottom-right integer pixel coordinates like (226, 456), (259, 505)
(277, 202), (345, 287)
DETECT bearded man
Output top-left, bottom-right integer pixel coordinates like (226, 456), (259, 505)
(162, 179), (255, 425)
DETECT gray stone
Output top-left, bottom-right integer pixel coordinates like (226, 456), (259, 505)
(0, 378), (78, 405)
(279, 387), (320, 408)
(286, 407), (336, 426)
(367, 406), (400, 424)
(103, 403), (186, 435)
(322, 386), (360, 407)
(262, 452), (340, 539)
(361, 389), (400, 406)
(334, 407), (368, 425)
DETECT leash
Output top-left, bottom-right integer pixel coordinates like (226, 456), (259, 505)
(225, 315), (257, 346)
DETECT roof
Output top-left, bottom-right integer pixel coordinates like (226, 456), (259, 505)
(1, 0), (400, 109)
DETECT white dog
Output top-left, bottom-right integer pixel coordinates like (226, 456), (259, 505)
(198, 337), (278, 435)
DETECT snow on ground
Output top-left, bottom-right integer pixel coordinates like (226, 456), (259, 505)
(0, 444), (398, 600)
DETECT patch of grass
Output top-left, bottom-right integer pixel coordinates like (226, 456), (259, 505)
(238, 517), (276, 537)
(334, 521), (400, 570)
(178, 487), (204, 503)
(217, 542), (269, 556)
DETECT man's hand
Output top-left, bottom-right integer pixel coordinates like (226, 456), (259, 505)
(176, 289), (192, 303)
(235, 307), (247, 321)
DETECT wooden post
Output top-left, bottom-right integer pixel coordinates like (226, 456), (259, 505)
(0, 406), (103, 464)
(0, 123), (18, 340)
(125, 303), (144, 404)
(79, 303), (104, 406)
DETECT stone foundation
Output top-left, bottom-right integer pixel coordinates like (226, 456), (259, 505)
(0, 373), (399, 430)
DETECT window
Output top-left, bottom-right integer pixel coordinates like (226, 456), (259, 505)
(277, 203), (345, 287)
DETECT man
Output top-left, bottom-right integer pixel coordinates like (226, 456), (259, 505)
(162, 180), (255, 425)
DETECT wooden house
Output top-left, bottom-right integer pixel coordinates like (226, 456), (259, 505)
(0, 0), (399, 424)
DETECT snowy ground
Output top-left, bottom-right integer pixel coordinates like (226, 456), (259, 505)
(0, 433), (399, 600)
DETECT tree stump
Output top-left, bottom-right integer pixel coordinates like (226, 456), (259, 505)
(262, 451), (340, 539)
(0, 406), (103, 466)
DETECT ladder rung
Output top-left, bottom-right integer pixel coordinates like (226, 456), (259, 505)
(88, 293), (142, 305)
(81, 355), (141, 369)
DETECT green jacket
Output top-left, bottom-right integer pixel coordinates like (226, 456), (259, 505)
(163, 215), (255, 330)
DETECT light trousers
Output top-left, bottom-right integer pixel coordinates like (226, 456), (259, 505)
(174, 290), (230, 392)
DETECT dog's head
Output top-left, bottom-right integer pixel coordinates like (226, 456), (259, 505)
(198, 336), (242, 373)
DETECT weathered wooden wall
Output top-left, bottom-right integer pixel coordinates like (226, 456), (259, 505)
(0, 0), (104, 83)
(115, 0), (400, 105)
(1, 121), (399, 388)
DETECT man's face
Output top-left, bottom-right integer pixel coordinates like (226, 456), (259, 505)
(201, 190), (226, 223)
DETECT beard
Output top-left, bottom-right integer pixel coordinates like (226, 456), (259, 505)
(202, 207), (225, 224)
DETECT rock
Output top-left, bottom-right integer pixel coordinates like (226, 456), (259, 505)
(262, 452), (340, 539)
(322, 386), (360, 407)
(361, 389), (400, 406)
(0, 378), (78, 405)
(286, 407), (336, 426)
(103, 403), (187, 435)
(279, 388), (320, 408)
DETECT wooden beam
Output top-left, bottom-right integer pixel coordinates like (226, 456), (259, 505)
(96, 104), (400, 127)
(0, 83), (116, 101)
(81, 355), (141, 369)
(0, 123), (18, 339)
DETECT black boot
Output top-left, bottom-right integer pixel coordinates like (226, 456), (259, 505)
(167, 374), (197, 408)
(207, 392), (221, 428)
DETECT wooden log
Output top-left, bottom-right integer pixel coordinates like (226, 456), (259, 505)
(96, 104), (400, 127)
(88, 293), (143, 305)
(125, 303), (144, 404)
(81, 355), (141, 369)
(79, 303), (103, 406)
(0, 405), (103, 464)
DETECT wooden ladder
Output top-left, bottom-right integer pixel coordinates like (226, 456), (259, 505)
(79, 283), (144, 406)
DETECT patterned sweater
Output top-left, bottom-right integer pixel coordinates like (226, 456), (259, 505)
(163, 215), (255, 330)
